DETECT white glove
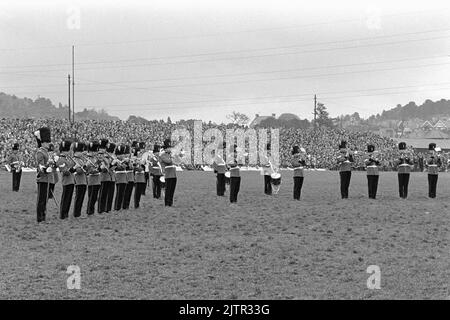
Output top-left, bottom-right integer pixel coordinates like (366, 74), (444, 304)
(46, 167), (53, 173)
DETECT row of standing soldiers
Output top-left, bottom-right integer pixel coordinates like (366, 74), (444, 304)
(337, 140), (442, 199)
(30, 127), (180, 223)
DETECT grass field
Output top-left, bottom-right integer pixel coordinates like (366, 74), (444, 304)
(0, 170), (448, 299)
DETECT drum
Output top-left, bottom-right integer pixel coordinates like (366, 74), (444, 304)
(160, 176), (166, 189)
(224, 171), (230, 185)
(270, 172), (281, 194)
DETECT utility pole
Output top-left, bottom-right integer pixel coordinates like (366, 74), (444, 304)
(72, 45), (75, 123)
(68, 74), (71, 123)
(314, 94), (317, 130)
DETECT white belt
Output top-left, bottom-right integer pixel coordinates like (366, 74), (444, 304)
(367, 165), (378, 168)
(399, 164), (410, 166)
(152, 167), (160, 169)
(165, 165), (176, 169)
(294, 167), (304, 170)
(230, 167), (239, 170)
(428, 164), (437, 167)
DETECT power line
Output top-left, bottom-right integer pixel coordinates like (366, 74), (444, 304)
(2, 27), (450, 70)
(2, 54), (446, 89)
(1, 34), (449, 75)
(74, 82), (450, 111)
(9, 60), (449, 95)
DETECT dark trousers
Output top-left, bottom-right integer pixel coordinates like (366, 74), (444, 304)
(164, 178), (177, 206)
(73, 184), (86, 217)
(48, 183), (55, 199)
(293, 176), (304, 200)
(98, 181), (114, 213)
(114, 183), (127, 211)
(106, 181), (115, 212)
(134, 182), (146, 208)
(87, 185), (100, 215)
(230, 176), (241, 203)
(339, 171), (351, 199)
(123, 182), (134, 209)
(264, 175), (272, 195)
(367, 175), (379, 199)
(152, 175), (162, 199)
(12, 170), (22, 191)
(144, 172), (150, 195)
(216, 173), (225, 196)
(36, 182), (49, 222)
(428, 174), (438, 198)
(398, 173), (410, 199)
(60, 184), (74, 219)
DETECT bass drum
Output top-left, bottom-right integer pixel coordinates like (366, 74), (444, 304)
(224, 171), (231, 185)
(270, 172), (282, 194)
(159, 176), (166, 189)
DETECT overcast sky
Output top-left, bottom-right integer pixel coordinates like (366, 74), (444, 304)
(1, 0), (450, 123)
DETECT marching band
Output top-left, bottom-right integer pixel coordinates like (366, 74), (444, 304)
(4, 126), (448, 223)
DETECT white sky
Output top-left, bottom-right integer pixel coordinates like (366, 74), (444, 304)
(1, 0), (450, 122)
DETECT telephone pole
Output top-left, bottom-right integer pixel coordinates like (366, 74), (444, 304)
(68, 74), (71, 123)
(313, 94), (317, 130)
(72, 45), (75, 123)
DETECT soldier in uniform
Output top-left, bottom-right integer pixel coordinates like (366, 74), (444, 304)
(105, 142), (117, 212)
(114, 144), (128, 211)
(150, 144), (163, 199)
(56, 140), (76, 219)
(395, 142), (413, 199)
(86, 141), (101, 215)
(7, 143), (23, 192)
(261, 143), (274, 195)
(72, 141), (87, 218)
(228, 144), (242, 204)
(98, 139), (111, 214)
(291, 145), (306, 200)
(337, 140), (354, 199)
(160, 139), (179, 207)
(212, 142), (227, 196)
(364, 144), (380, 199)
(138, 142), (147, 196)
(34, 127), (52, 223)
(425, 143), (441, 198)
(134, 143), (147, 208)
(122, 144), (134, 210)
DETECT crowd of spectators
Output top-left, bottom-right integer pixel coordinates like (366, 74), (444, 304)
(1, 118), (448, 171)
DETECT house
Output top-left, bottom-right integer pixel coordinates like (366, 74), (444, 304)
(433, 119), (447, 130)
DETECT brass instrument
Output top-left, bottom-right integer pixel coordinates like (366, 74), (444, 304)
(67, 154), (87, 174)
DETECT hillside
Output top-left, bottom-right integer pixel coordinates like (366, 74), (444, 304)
(371, 99), (450, 121)
(0, 92), (119, 121)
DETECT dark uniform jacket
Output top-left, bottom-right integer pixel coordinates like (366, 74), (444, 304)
(337, 153), (354, 172)
(160, 152), (177, 179)
(73, 154), (88, 185)
(86, 155), (101, 186)
(292, 156), (306, 177)
(426, 155), (441, 175)
(395, 157), (413, 174)
(56, 155), (76, 185)
(364, 157), (380, 176)
(7, 152), (22, 172)
(35, 147), (50, 183)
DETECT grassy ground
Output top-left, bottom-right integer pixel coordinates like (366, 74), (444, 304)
(0, 170), (448, 299)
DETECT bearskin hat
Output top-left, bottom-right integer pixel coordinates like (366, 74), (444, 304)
(59, 140), (72, 152)
(292, 145), (299, 155)
(153, 144), (160, 153)
(163, 138), (171, 149)
(428, 143), (436, 151)
(106, 143), (116, 153)
(87, 141), (100, 152)
(34, 127), (51, 143)
(367, 144), (375, 153)
(339, 140), (347, 150)
(131, 141), (139, 149)
(12, 143), (19, 151)
(138, 142), (145, 150)
(398, 142), (406, 150)
(73, 142), (86, 153)
(99, 139), (109, 149)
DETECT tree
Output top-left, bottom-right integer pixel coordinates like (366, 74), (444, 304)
(226, 111), (250, 126)
(316, 103), (333, 128)
(167, 116), (172, 124)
